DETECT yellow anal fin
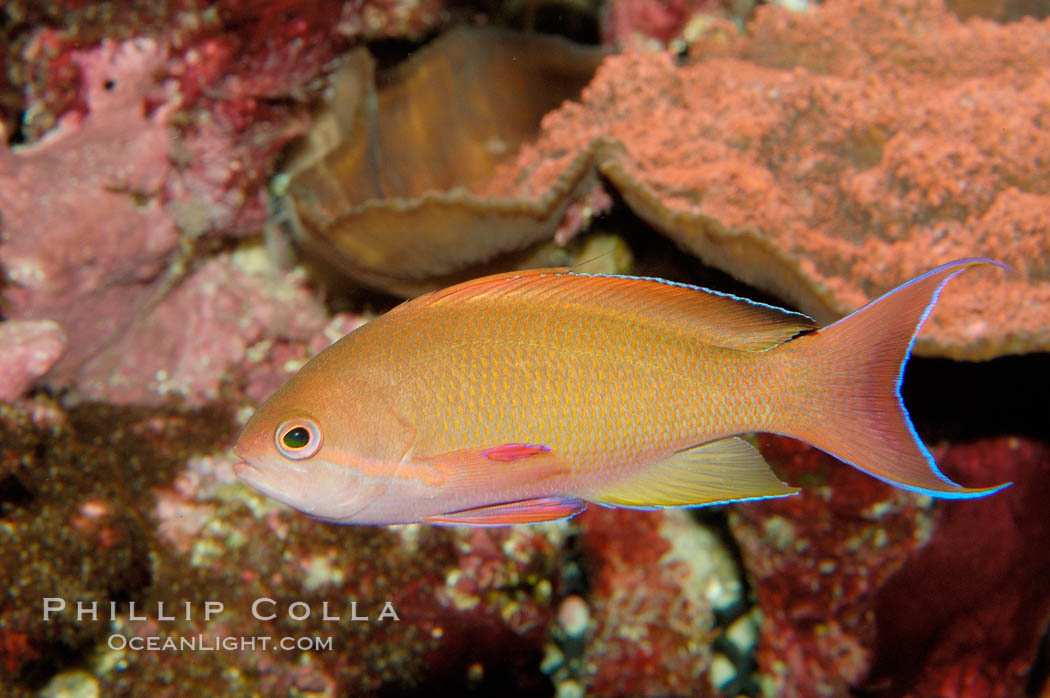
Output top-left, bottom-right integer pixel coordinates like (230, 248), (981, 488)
(586, 437), (799, 509)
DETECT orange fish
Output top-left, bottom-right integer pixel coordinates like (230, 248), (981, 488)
(233, 259), (1010, 525)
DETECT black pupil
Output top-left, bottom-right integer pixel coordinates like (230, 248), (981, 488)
(283, 427), (310, 449)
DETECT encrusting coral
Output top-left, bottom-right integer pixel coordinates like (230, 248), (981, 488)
(289, 0), (1049, 360)
(0, 0), (444, 406)
(492, 0), (1050, 360)
(732, 432), (1050, 697)
(2, 3), (1048, 694)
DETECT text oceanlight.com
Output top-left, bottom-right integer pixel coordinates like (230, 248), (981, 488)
(107, 634), (334, 652)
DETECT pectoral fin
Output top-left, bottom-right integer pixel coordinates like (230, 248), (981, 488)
(425, 497), (587, 526)
(586, 437), (799, 509)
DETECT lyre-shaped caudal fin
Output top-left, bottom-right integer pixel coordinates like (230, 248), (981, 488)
(782, 259), (1012, 498)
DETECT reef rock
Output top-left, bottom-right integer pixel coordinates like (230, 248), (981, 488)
(575, 509), (718, 695)
(731, 434), (1050, 696)
(0, 0), (444, 405)
(512, 0), (1050, 359)
(0, 39), (179, 387)
(0, 321), (65, 403)
(71, 248), (338, 405)
(0, 398), (562, 696)
(297, 0), (1049, 359)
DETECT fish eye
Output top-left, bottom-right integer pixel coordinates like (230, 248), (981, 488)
(275, 418), (322, 460)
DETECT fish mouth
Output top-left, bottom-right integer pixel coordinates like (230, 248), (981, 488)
(232, 461), (255, 478)
(231, 450), (265, 481)
(232, 461), (270, 492)
(231, 441), (257, 479)
(231, 460), (282, 500)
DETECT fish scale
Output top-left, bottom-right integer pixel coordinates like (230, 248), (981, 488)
(389, 302), (772, 478)
(233, 261), (1011, 525)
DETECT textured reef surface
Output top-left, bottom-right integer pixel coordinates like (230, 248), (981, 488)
(2, 396), (1046, 696)
(1, 0), (1049, 696)
(733, 433), (1050, 697)
(282, 0), (1050, 360)
(478, 0), (1050, 361)
(0, 0), (442, 406)
(0, 396), (755, 696)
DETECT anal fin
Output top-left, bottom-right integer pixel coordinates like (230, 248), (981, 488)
(586, 437), (799, 509)
(425, 497), (587, 526)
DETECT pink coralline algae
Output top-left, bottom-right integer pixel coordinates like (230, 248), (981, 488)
(0, 41), (341, 406)
(1, 39), (340, 409)
(0, 40), (347, 407)
(0, 321), (65, 403)
(0, 0), (445, 405)
(72, 249), (338, 405)
(601, 0), (720, 49)
(731, 434), (1050, 697)
(0, 39), (179, 387)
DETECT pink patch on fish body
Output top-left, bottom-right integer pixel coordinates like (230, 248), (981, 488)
(483, 444), (552, 461)
(233, 260), (1011, 525)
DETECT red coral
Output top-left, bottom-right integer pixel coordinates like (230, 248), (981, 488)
(866, 438), (1050, 697)
(733, 434), (1050, 697)
(578, 508), (717, 697)
(0, 626), (37, 676)
(732, 435), (930, 696)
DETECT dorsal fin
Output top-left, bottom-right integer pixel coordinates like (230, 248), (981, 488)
(398, 268), (817, 352)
